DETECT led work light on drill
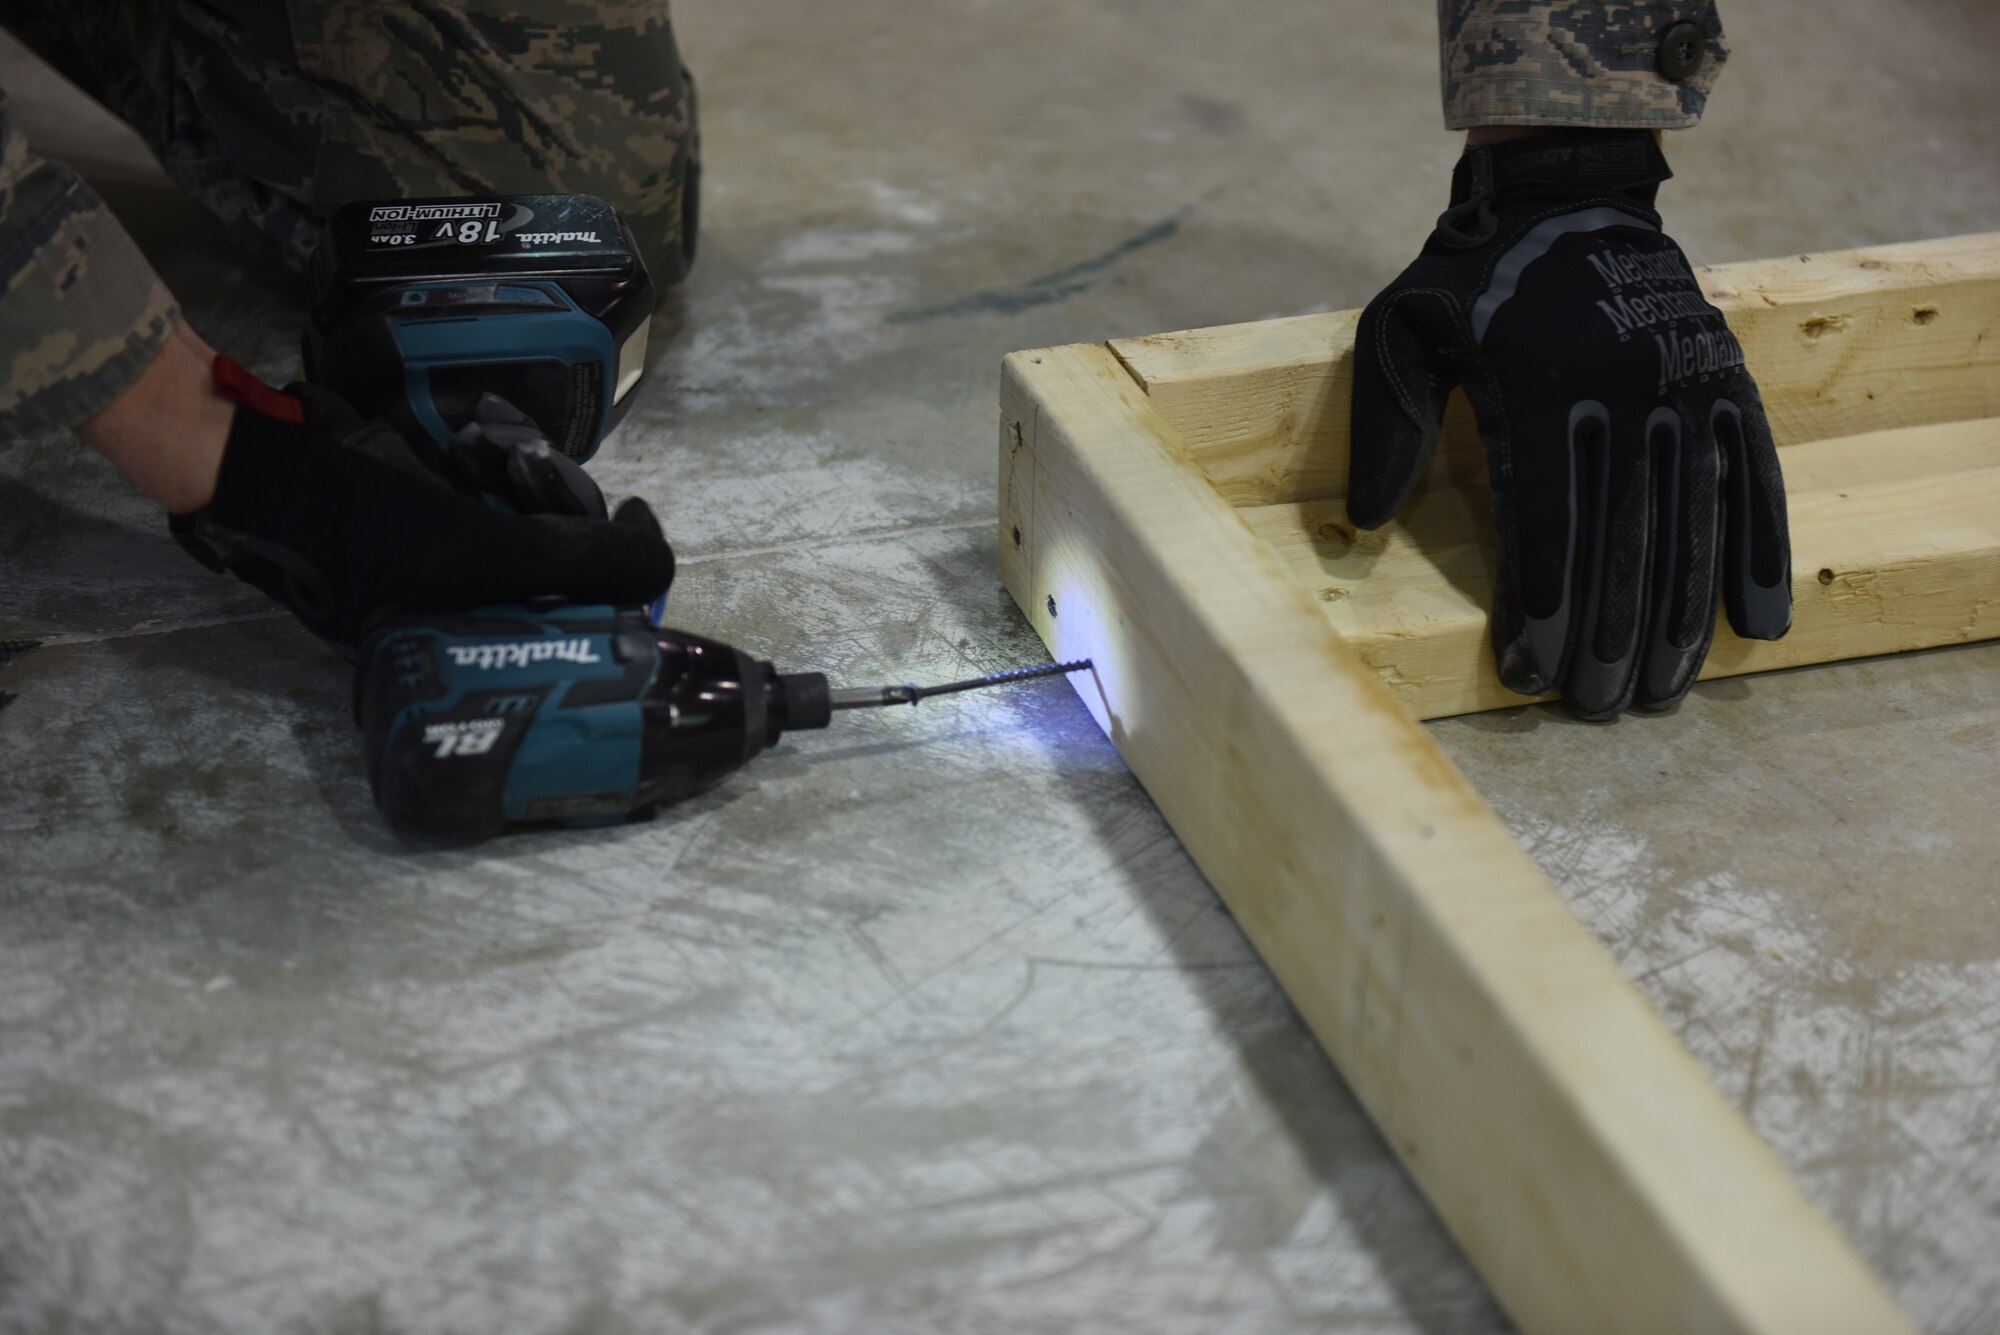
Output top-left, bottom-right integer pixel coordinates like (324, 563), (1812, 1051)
(309, 193), (1088, 843)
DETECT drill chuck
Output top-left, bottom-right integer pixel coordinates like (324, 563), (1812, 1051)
(776, 672), (834, 730)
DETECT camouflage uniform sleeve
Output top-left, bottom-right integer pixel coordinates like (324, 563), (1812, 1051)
(0, 88), (179, 435)
(1438, 2), (1729, 130)
(283, 1), (699, 286)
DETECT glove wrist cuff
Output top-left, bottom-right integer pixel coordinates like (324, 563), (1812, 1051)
(204, 397), (316, 532)
(169, 373), (329, 598)
(1451, 129), (1672, 206)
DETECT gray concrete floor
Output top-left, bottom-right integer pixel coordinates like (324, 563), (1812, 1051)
(3, 3), (1997, 1331)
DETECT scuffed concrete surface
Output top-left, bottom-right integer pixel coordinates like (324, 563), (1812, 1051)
(1433, 646), (2000, 1334)
(3, 1), (1998, 1331)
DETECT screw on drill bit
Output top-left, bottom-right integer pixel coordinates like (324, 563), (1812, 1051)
(827, 659), (1092, 711)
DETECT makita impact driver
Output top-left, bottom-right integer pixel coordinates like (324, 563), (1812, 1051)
(306, 192), (1084, 842)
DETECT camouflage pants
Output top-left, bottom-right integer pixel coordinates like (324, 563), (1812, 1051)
(1439, 2), (1728, 130)
(0, 1), (698, 436)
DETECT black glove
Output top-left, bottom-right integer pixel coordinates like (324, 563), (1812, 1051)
(171, 359), (674, 656)
(1349, 131), (1791, 719)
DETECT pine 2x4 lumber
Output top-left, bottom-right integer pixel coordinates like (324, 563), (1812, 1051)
(997, 344), (1912, 1335)
(991, 233), (2000, 1334)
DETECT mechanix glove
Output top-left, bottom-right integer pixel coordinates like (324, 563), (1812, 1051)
(171, 358), (674, 657)
(1349, 130), (1791, 720)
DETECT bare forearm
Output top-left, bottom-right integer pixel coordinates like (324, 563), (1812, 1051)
(75, 318), (234, 513)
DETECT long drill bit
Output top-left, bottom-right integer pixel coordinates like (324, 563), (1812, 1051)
(828, 660), (1091, 711)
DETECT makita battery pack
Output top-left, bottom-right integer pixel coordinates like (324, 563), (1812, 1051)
(304, 194), (655, 460)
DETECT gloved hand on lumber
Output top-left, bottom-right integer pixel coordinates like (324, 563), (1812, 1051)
(1348, 129), (1792, 720)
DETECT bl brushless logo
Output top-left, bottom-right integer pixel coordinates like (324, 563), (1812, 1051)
(445, 639), (603, 671)
(422, 718), (504, 759)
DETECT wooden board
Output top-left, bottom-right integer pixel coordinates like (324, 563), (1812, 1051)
(991, 233), (2000, 1334)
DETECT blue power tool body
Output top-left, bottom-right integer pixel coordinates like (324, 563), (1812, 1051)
(355, 603), (838, 842)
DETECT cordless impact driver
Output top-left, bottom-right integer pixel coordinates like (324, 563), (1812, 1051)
(306, 192), (1084, 842)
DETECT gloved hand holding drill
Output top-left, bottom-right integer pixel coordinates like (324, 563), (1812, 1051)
(1349, 129), (1793, 719)
(170, 365), (674, 656)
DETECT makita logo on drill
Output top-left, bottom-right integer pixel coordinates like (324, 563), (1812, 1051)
(446, 639), (603, 671)
(517, 231), (601, 246)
